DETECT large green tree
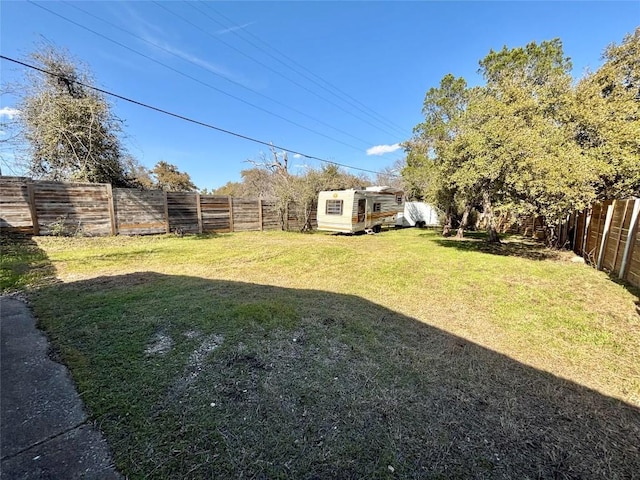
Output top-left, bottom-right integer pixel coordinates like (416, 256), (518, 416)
(16, 46), (133, 186)
(471, 40), (596, 243)
(403, 74), (474, 237)
(572, 28), (640, 199)
(151, 161), (197, 192)
(405, 38), (611, 245)
(473, 39), (594, 243)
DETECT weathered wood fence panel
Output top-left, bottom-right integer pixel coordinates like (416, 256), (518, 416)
(2, 176), (318, 238)
(113, 189), (167, 235)
(261, 201), (281, 231)
(33, 181), (112, 236)
(573, 198), (640, 289)
(0, 177), (33, 234)
(232, 198), (261, 232)
(167, 192), (199, 234)
(200, 195), (232, 233)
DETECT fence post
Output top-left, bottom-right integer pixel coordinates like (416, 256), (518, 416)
(582, 207), (591, 258)
(597, 203), (614, 270)
(228, 196), (234, 232)
(164, 191), (170, 233)
(591, 203), (606, 261)
(106, 183), (117, 236)
(258, 198), (263, 231)
(196, 192), (203, 234)
(619, 199), (640, 280)
(26, 181), (40, 236)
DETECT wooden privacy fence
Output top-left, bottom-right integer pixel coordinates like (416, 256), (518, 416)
(571, 198), (640, 289)
(0, 176), (314, 237)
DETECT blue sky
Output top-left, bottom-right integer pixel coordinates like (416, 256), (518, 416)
(1, 1), (638, 190)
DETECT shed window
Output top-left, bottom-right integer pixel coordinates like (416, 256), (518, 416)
(396, 194), (403, 204)
(326, 199), (343, 215)
(373, 202), (381, 212)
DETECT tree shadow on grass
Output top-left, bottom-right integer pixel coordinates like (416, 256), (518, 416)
(0, 234), (57, 293)
(29, 272), (640, 479)
(429, 231), (561, 262)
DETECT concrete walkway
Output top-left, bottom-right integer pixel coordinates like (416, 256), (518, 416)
(1, 297), (121, 479)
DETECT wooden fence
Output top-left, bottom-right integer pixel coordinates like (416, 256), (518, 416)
(0, 176), (315, 237)
(571, 198), (640, 289)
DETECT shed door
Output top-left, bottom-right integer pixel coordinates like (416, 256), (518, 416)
(357, 198), (366, 223)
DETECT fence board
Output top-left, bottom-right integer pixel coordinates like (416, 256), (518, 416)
(33, 181), (112, 236)
(627, 235), (640, 287)
(0, 178), (33, 233)
(232, 198), (260, 232)
(613, 201), (632, 274)
(114, 188), (167, 235)
(167, 192), (199, 234)
(261, 201), (281, 231)
(573, 198), (640, 288)
(200, 195), (231, 232)
(602, 200), (626, 272)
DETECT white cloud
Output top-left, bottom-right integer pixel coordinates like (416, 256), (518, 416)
(293, 153), (302, 159)
(0, 107), (20, 120)
(366, 143), (401, 156)
(151, 39), (233, 78)
(216, 22), (255, 35)
(145, 36), (258, 89)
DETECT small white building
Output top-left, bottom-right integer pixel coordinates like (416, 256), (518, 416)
(316, 186), (404, 234)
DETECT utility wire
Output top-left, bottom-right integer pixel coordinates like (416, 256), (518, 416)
(0, 55), (396, 177)
(62, 0), (377, 149)
(199, 1), (409, 138)
(157, 1), (400, 141)
(28, 0), (367, 153)
(179, 1), (406, 142)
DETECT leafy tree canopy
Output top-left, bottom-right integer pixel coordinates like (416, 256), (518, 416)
(403, 29), (640, 244)
(151, 161), (197, 192)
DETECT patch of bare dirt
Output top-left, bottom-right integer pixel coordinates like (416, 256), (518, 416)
(145, 331), (173, 356)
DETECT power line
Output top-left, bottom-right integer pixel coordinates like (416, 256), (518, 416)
(62, 0), (378, 149)
(178, 1), (407, 142)
(0, 55), (397, 177)
(198, 1), (409, 138)
(200, 0), (408, 137)
(155, 1), (403, 142)
(28, 0), (368, 153)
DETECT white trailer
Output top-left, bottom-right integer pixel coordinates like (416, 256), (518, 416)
(316, 186), (404, 234)
(396, 202), (440, 228)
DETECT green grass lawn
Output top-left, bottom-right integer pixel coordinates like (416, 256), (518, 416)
(3, 228), (639, 478)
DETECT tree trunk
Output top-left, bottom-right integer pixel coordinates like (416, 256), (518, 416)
(483, 191), (500, 243)
(456, 204), (472, 238)
(442, 206), (453, 237)
(545, 223), (561, 249)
